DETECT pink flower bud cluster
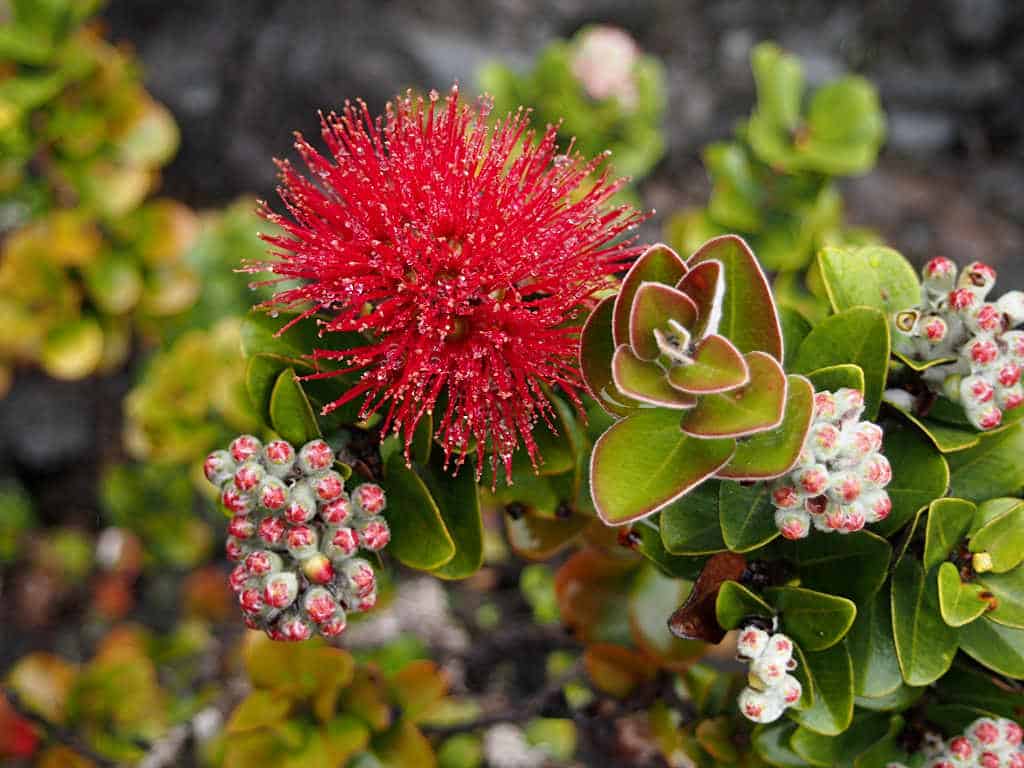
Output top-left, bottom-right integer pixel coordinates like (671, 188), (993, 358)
(204, 435), (389, 641)
(768, 388), (892, 539)
(887, 717), (1023, 768)
(735, 626), (802, 724)
(894, 258), (1024, 431)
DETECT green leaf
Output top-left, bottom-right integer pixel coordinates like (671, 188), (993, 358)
(790, 641), (855, 736)
(383, 452), (455, 570)
(629, 281), (698, 361)
(612, 346), (696, 408)
(778, 307), (811, 368)
(504, 511), (588, 561)
(751, 42), (803, 134)
(847, 587), (902, 699)
(718, 481), (779, 552)
(890, 557), (958, 686)
(613, 244), (688, 346)
(716, 374), (814, 481)
(976, 566), (1024, 629)
(851, 716), (909, 768)
(937, 561), (989, 627)
(667, 334), (750, 395)
(805, 364), (865, 396)
(659, 482), (727, 555)
(874, 420), (950, 537)
(246, 353), (306, 421)
(791, 712), (891, 767)
(420, 454), (483, 580)
(778, 530), (891, 605)
(629, 565), (706, 668)
(854, 684), (924, 714)
(765, 586), (856, 652)
(40, 317), (104, 380)
(227, 691), (293, 734)
(580, 296), (639, 416)
(752, 721), (806, 768)
(681, 352), (787, 438)
(818, 246), (919, 316)
(687, 235), (783, 360)
(948, 424), (1024, 502)
(957, 617), (1024, 679)
(269, 368), (322, 445)
(793, 307), (890, 419)
(923, 498), (976, 572)
(715, 580), (772, 630)
(322, 716), (371, 765)
(968, 500), (1024, 573)
(590, 408), (735, 525)
(885, 402), (981, 453)
(633, 522), (705, 581)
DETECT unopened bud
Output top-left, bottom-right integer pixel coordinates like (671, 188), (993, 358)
(736, 626), (770, 660)
(827, 470), (862, 504)
(303, 586), (339, 624)
(299, 439), (334, 474)
(221, 483), (254, 515)
(359, 518), (391, 551)
(312, 470), (345, 503)
(233, 461), (266, 493)
(774, 508), (810, 540)
(245, 550), (283, 576)
(204, 450), (236, 486)
(326, 526), (360, 560)
(923, 257), (957, 290)
(320, 495), (353, 525)
(278, 614), (314, 641)
(263, 571), (299, 609)
(228, 515), (256, 540)
(286, 525), (318, 558)
(263, 440), (296, 476)
(230, 435), (263, 463)
(738, 687), (785, 724)
(258, 477), (289, 511)
(343, 558), (376, 598)
(302, 553), (334, 584)
(959, 261), (997, 298)
(284, 482), (317, 524)
(258, 515), (287, 546)
(352, 483), (387, 516)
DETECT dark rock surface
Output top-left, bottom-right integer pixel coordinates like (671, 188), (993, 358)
(103, 0), (1024, 279)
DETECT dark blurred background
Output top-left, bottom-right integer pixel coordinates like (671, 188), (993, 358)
(103, 0), (1024, 269)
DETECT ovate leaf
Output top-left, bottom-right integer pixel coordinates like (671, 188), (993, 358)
(890, 557), (958, 686)
(591, 408), (735, 525)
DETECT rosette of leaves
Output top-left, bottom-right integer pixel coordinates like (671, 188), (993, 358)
(666, 42), (886, 319)
(0, 1), (200, 387)
(222, 632), (450, 767)
(124, 317), (261, 472)
(239, 312), (485, 582)
(584, 235), (815, 526)
(477, 24), (666, 186)
(4, 626), (174, 765)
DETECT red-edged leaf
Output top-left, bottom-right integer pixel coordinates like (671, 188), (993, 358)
(580, 296), (640, 416)
(667, 334), (749, 394)
(629, 282), (700, 361)
(590, 408), (736, 525)
(687, 235), (783, 361)
(677, 259), (723, 339)
(613, 243), (688, 346)
(668, 552), (748, 643)
(612, 345), (697, 408)
(717, 374), (815, 480)
(682, 352), (787, 438)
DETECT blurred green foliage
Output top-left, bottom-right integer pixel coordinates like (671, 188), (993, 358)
(124, 317), (260, 470)
(0, 476), (34, 563)
(0, 0), (199, 387)
(100, 462), (213, 569)
(666, 42), (886, 320)
(479, 24), (666, 186)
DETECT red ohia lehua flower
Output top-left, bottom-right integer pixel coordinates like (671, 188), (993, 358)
(252, 85), (644, 481)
